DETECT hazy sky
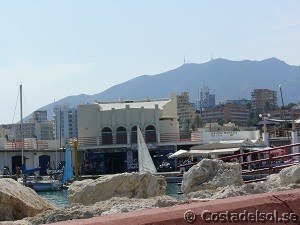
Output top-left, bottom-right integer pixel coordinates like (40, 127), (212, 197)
(1, 0), (300, 124)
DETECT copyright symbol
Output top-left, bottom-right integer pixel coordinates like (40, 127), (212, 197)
(184, 210), (197, 224)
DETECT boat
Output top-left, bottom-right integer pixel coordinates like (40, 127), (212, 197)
(16, 85), (63, 191)
(25, 176), (62, 191)
(137, 126), (157, 173)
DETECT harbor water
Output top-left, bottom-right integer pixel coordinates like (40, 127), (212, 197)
(39, 183), (182, 208)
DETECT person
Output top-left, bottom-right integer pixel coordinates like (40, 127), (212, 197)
(15, 165), (20, 178)
(178, 159), (186, 174)
(3, 166), (10, 175)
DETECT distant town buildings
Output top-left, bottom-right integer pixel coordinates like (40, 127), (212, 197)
(202, 103), (250, 125)
(0, 110), (55, 140)
(30, 110), (48, 123)
(176, 92), (196, 131)
(251, 89), (277, 113)
(53, 106), (78, 146)
(226, 99), (251, 108)
(198, 85), (215, 113)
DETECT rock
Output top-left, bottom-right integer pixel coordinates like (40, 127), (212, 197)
(12, 195), (178, 225)
(68, 172), (166, 205)
(0, 178), (55, 221)
(279, 163), (300, 185)
(153, 195), (179, 207)
(185, 163), (300, 201)
(181, 159), (244, 194)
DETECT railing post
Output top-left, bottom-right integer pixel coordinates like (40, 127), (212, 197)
(268, 149), (273, 175)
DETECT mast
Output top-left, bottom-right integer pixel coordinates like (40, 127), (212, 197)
(20, 84), (24, 165)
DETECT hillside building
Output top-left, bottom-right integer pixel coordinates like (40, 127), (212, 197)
(198, 85), (215, 113)
(202, 103), (250, 125)
(177, 92), (196, 131)
(226, 99), (251, 108)
(53, 106), (78, 146)
(251, 89), (277, 113)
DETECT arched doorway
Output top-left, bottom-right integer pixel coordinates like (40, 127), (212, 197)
(116, 126), (127, 144)
(102, 127), (113, 145)
(39, 155), (50, 175)
(131, 126), (138, 144)
(145, 125), (156, 143)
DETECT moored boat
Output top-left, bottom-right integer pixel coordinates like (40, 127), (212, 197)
(26, 176), (62, 191)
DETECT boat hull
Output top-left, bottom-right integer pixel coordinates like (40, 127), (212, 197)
(27, 180), (62, 192)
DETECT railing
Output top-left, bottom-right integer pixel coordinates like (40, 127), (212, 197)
(77, 132), (199, 147)
(220, 143), (300, 183)
(269, 130), (291, 138)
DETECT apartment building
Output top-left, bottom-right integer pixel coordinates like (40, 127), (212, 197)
(177, 92), (196, 131)
(251, 89), (277, 113)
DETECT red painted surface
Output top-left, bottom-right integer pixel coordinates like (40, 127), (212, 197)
(53, 189), (300, 225)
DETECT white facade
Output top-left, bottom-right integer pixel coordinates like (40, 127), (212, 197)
(191, 127), (261, 143)
(77, 97), (179, 145)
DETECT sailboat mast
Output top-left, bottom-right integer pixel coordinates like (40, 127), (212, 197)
(20, 84), (24, 165)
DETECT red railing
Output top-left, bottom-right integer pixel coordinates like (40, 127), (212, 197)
(220, 143), (300, 183)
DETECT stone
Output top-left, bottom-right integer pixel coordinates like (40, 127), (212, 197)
(181, 159), (244, 194)
(0, 178), (55, 221)
(184, 162), (300, 201)
(9, 195), (178, 225)
(68, 172), (167, 205)
(279, 163), (300, 185)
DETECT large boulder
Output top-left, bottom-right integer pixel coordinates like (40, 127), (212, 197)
(186, 162), (300, 201)
(279, 163), (300, 185)
(68, 172), (166, 205)
(0, 178), (55, 221)
(181, 159), (244, 194)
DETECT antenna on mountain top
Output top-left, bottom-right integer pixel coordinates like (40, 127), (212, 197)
(183, 54), (186, 64)
(211, 54), (214, 61)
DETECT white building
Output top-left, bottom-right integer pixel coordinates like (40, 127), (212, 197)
(77, 96), (179, 174)
(53, 106), (78, 146)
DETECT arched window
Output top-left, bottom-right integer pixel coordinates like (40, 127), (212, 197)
(102, 127), (113, 145)
(116, 126), (127, 144)
(145, 125), (156, 143)
(131, 126), (138, 144)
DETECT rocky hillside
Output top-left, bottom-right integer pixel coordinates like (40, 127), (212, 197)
(30, 58), (300, 120)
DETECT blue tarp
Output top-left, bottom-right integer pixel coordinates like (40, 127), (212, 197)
(62, 143), (74, 184)
(21, 165), (40, 175)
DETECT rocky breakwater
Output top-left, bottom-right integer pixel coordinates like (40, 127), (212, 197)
(68, 171), (167, 205)
(181, 158), (244, 197)
(0, 178), (54, 221)
(181, 159), (300, 200)
(4, 172), (178, 225)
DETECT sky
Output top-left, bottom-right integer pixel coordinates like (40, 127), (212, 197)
(0, 0), (300, 124)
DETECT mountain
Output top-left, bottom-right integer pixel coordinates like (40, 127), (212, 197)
(31, 57), (300, 120)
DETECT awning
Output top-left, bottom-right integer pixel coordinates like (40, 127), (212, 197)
(183, 148), (240, 157)
(190, 142), (241, 150)
(168, 149), (188, 158)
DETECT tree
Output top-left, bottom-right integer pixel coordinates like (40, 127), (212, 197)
(217, 117), (225, 126)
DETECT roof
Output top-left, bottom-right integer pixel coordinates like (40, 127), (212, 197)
(168, 149), (188, 159)
(95, 99), (171, 111)
(184, 148), (240, 156)
(190, 142), (241, 150)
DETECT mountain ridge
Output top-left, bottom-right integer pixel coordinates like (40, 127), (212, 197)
(28, 57), (300, 121)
